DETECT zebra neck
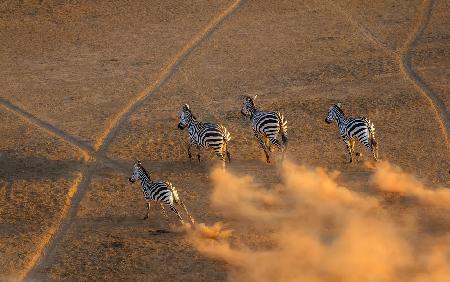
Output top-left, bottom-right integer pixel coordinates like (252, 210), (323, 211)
(249, 107), (257, 118)
(139, 178), (153, 190)
(189, 119), (202, 129)
(336, 116), (348, 125)
(138, 171), (152, 184)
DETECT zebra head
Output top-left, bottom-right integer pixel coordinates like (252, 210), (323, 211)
(325, 103), (343, 124)
(178, 104), (194, 129)
(241, 95), (257, 117)
(129, 160), (142, 183)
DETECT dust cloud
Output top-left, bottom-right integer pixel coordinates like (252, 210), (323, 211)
(186, 161), (450, 282)
(372, 161), (450, 208)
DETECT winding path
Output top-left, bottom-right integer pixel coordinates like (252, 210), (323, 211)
(398, 0), (449, 148)
(327, 0), (449, 149)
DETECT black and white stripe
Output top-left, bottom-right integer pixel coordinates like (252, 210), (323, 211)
(241, 95), (288, 163)
(128, 161), (194, 224)
(178, 104), (231, 166)
(325, 103), (378, 162)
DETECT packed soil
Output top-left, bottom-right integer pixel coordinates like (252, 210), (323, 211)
(0, 0), (448, 281)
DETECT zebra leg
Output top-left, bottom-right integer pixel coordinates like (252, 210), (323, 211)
(255, 132), (270, 163)
(187, 143), (193, 161)
(222, 142), (231, 163)
(344, 139), (353, 163)
(169, 204), (185, 224)
(264, 137), (273, 152)
(213, 147), (226, 168)
(179, 200), (195, 224)
(143, 202), (151, 220)
(361, 137), (377, 161)
(268, 136), (282, 151)
(371, 137), (378, 161)
(350, 139), (360, 161)
(268, 135), (284, 161)
(196, 145), (201, 163)
(281, 133), (288, 151)
(159, 203), (170, 225)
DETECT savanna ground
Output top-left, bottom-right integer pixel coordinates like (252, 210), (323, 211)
(0, 0), (449, 281)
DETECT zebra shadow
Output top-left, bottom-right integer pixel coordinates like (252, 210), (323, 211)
(75, 215), (183, 237)
(0, 149), (82, 199)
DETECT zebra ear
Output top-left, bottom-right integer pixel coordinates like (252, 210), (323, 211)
(183, 104), (190, 111)
(253, 94), (258, 100)
(137, 160), (141, 166)
(337, 102), (342, 108)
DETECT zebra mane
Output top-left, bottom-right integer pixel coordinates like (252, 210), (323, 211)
(245, 96), (257, 109)
(333, 104), (345, 116)
(138, 164), (152, 181)
(187, 109), (197, 120)
(182, 104), (197, 120)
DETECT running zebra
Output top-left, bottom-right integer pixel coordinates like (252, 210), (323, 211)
(178, 104), (231, 166)
(325, 103), (378, 163)
(241, 95), (288, 163)
(128, 160), (195, 225)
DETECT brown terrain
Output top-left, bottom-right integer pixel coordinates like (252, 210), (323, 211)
(0, 0), (449, 281)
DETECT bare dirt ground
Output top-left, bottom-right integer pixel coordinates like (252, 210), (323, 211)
(0, 0), (448, 281)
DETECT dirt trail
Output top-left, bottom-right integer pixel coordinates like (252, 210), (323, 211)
(22, 1), (244, 281)
(323, 0), (393, 54)
(94, 0), (244, 152)
(0, 97), (93, 161)
(16, 173), (83, 281)
(330, 0), (449, 150)
(23, 165), (97, 281)
(398, 0), (450, 149)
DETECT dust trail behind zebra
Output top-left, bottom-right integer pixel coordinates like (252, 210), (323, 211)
(186, 161), (450, 282)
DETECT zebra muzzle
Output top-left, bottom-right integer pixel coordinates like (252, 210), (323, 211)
(178, 123), (185, 130)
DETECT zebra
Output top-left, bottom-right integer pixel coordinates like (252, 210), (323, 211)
(128, 160), (195, 225)
(325, 103), (378, 163)
(178, 104), (231, 167)
(241, 95), (288, 163)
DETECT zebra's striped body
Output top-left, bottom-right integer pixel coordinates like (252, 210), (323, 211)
(325, 103), (378, 162)
(178, 104), (231, 165)
(241, 95), (288, 163)
(128, 161), (194, 224)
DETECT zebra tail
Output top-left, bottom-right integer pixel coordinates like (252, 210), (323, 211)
(368, 121), (377, 146)
(278, 113), (288, 149)
(368, 120), (379, 161)
(168, 183), (181, 204)
(168, 183), (195, 224)
(224, 129), (231, 162)
(282, 134), (288, 148)
(224, 129), (231, 143)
